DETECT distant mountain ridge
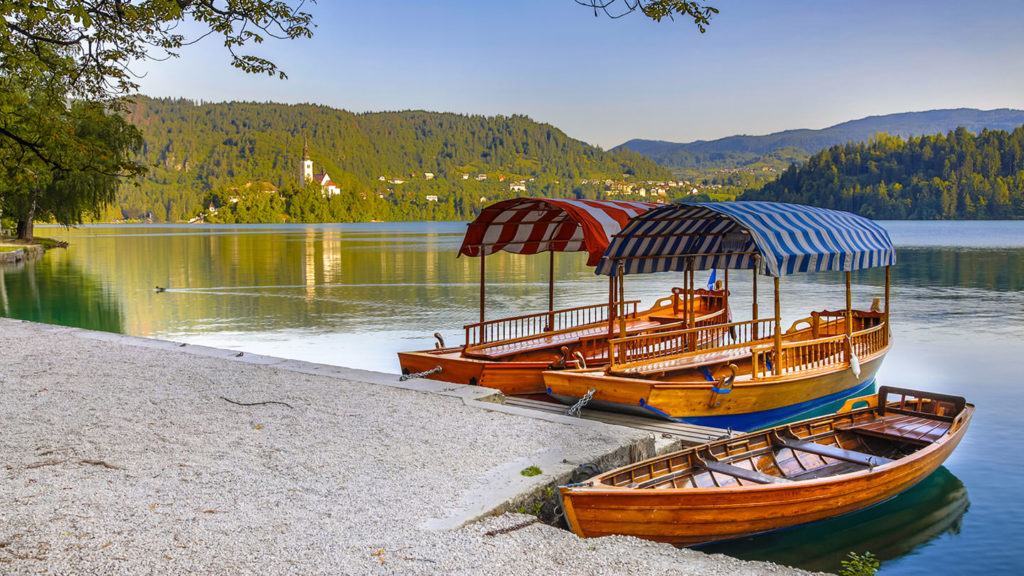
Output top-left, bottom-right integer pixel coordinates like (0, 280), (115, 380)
(617, 108), (1024, 172)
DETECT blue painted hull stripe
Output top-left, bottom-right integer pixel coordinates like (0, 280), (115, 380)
(645, 379), (877, 431)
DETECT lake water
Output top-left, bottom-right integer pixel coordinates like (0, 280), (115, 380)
(3, 220), (1023, 574)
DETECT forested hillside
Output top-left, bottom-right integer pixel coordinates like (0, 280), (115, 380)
(618, 109), (1024, 180)
(114, 97), (672, 222)
(742, 126), (1024, 219)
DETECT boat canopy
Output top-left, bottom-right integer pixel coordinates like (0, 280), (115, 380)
(459, 198), (660, 266)
(596, 201), (896, 277)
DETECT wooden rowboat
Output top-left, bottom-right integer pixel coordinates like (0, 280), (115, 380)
(560, 386), (972, 547)
(398, 198), (729, 395)
(546, 201), (896, 427)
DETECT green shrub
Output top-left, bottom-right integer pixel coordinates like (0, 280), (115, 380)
(839, 552), (879, 576)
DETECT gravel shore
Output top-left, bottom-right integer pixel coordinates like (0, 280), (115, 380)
(0, 318), (817, 575)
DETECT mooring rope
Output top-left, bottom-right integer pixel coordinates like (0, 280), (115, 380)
(566, 388), (596, 417)
(399, 366), (443, 381)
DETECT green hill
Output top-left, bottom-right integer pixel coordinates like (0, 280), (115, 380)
(741, 127), (1024, 219)
(617, 108), (1024, 176)
(115, 97), (672, 222)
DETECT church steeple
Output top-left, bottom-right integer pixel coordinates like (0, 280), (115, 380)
(300, 138), (314, 183)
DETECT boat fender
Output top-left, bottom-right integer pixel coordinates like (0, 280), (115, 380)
(433, 332), (445, 349)
(847, 336), (862, 378)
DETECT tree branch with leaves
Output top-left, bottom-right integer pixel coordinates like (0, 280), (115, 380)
(575, 0), (718, 31)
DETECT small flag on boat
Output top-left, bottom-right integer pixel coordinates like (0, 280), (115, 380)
(706, 269), (717, 290)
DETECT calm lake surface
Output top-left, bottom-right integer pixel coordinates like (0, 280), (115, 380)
(3, 220), (1023, 574)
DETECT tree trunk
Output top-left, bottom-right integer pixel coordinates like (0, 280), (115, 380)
(16, 218), (34, 242)
(17, 189), (38, 242)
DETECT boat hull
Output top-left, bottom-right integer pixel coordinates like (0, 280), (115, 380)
(545, 345), (888, 429)
(561, 400), (972, 547)
(398, 348), (555, 395)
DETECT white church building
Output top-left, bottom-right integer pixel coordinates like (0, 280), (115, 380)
(300, 141), (340, 195)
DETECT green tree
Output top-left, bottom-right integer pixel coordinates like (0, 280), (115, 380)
(1, 76), (145, 240)
(0, 1), (314, 230)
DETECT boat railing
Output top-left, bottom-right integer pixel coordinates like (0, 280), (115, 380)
(752, 322), (889, 379)
(607, 317), (777, 372)
(464, 300), (640, 346)
(649, 288), (728, 317)
(575, 308), (730, 363)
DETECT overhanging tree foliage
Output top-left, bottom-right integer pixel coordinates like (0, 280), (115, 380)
(0, 1), (314, 238)
(1, 96), (146, 241)
(576, 0), (718, 31)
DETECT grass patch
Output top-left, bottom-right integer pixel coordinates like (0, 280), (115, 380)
(0, 246), (23, 253)
(520, 466), (542, 477)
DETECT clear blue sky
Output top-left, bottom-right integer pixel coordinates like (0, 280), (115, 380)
(136, 0), (1024, 149)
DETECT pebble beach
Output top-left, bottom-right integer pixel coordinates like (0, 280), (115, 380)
(0, 318), (816, 575)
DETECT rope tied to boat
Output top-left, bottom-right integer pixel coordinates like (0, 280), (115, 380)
(399, 365), (442, 381)
(567, 388), (596, 417)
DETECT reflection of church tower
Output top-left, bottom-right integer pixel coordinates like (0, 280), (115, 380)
(300, 139), (314, 183)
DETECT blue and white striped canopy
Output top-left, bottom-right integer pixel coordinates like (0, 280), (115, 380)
(596, 201), (895, 277)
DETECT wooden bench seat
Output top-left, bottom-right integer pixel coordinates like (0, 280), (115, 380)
(777, 437), (892, 467)
(464, 320), (661, 360)
(611, 346), (752, 378)
(839, 414), (951, 446)
(703, 460), (791, 484)
(787, 460), (867, 480)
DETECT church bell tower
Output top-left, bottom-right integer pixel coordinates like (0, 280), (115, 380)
(300, 138), (314, 183)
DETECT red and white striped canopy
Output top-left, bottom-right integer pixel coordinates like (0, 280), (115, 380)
(459, 198), (661, 266)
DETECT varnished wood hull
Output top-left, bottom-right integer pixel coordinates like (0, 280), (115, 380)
(561, 395), (973, 547)
(398, 292), (727, 395)
(397, 348), (554, 395)
(544, 343), (889, 429)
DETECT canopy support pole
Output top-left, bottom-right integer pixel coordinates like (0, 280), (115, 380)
(547, 251), (555, 331)
(752, 265), (759, 340)
(608, 273), (616, 338)
(618, 264), (627, 338)
(479, 254), (486, 324)
(690, 263), (696, 324)
(773, 277), (782, 376)
(845, 271), (853, 340)
(724, 268), (730, 322)
(884, 266), (891, 346)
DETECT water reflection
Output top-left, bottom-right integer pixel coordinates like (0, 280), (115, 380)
(701, 467), (970, 573)
(0, 254), (122, 332)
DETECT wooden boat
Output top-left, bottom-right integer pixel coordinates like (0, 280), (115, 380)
(560, 386), (973, 547)
(545, 201), (896, 428)
(702, 466), (968, 571)
(397, 198), (729, 395)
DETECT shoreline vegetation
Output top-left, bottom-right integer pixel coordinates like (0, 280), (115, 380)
(95, 98), (1024, 226)
(0, 237), (66, 263)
